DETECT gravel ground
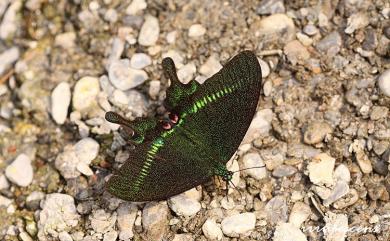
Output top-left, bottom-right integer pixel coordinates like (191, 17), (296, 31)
(0, 0), (389, 241)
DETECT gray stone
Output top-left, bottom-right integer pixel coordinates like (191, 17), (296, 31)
(272, 165), (297, 177)
(221, 212), (256, 237)
(0, 47), (20, 76)
(303, 24), (318, 36)
(345, 12), (369, 34)
(242, 152), (267, 180)
(51, 82), (71, 125)
(202, 218), (223, 240)
(323, 181), (350, 206)
(37, 194), (79, 240)
(138, 15), (159, 46)
(104, 9), (118, 23)
(316, 31), (342, 56)
(378, 69), (390, 97)
(148, 80), (161, 99)
(142, 202), (169, 241)
(58, 231), (73, 241)
(109, 59), (148, 91)
(256, 0), (285, 15)
(74, 137), (99, 164)
(5, 153), (33, 187)
(334, 164), (351, 183)
(265, 196), (288, 224)
(273, 222), (307, 241)
(130, 53), (152, 69)
(172, 234), (193, 241)
(304, 122), (332, 145)
(289, 202), (311, 228)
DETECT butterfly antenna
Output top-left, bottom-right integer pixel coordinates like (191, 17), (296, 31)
(228, 180), (243, 201)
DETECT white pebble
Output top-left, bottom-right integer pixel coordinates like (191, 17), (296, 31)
(168, 188), (201, 216)
(54, 32), (76, 49)
(110, 89), (129, 107)
(148, 80), (161, 98)
(242, 152), (267, 180)
(51, 82), (71, 125)
(242, 109), (273, 144)
(288, 202), (311, 228)
(0, 47), (19, 75)
(307, 153), (335, 186)
(72, 76), (100, 113)
(130, 53), (152, 69)
(256, 14), (296, 43)
(188, 24), (206, 37)
(126, 0), (147, 15)
(5, 154), (33, 187)
(104, 8), (118, 23)
(74, 137), (99, 164)
(202, 219), (223, 240)
(103, 230), (118, 241)
(221, 212), (256, 237)
(273, 222), (307, 241)
(378, 69), (390, 97)
(0, 1), (22, 39)
(117, 203), (138, 240)
(138, 15), (159, 46)
(177, 62), (196, 84)
(166, 31), (177, 44)
(0, 174), (10, 189)
(257, 58), (270, 78)
(109, 59), (148, 91)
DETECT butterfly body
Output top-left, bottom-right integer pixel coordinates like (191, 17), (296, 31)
(106, 51), (262, 201)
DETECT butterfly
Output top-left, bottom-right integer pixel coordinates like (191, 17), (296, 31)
(105, 50), (262, 201)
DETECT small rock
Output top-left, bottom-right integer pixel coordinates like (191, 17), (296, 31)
(138, 15), (159, 46)
(37, 194), (79, 240)
(110, 89), (129, 107)
(334, 164), (351, 183)
(162, 50), (184, 68)
(296, 32), (313, 46)
(177, 62), (196, 84)
(257, 58), (270, 78)
(349, 139), (373, 174)
(202, 219), (223, 240)
(103, 230), (118, 241)
(323, 181), (350, 206)
(74, 137), (100, 164)
(0, 1), (22, 39)
(221, 212), (256, 237)
(0, 47), (19, 75)
(106, 37), (125, 69)
(126, 0), (147, 15)
(256, 0), (285, 15)
(370, 106), (388, 120)
(117, 202), (138, 240)
(5, 153), (33, 187)
(0, 174), (10, 189)
(242, 109), (273, 144)
(142, 202), (169, 241)
(58, 232), (73, 241)
(265, 196), (288, 224)
(104, 8), (118, 23)
(109, 59), (148, 91)
(51, 82), (71, 124)
(168, 188), (201, 216)
(273, 222), (307, 241)
(199, 54), (223, 78)
(72, 76), (100, 114)
(26, 191), (45, 210)
(345, 12), (369, 34)
(304, 122), (332, 145)
(130, 53), (152, 69)
(0, 195), (12, 207)
(55, 145), (80, 179)
(378, 69), (390, 97)
(316, 31), (342, 56)
(288, 202), (311, 228)
(324, 212), (348, 241)
(242, 152), (267, 180)
(54, 32), (76, 49)
(166, 31), (177, 44)
(272, 165), (297, 177)
(307, 153), (335, 186)
(172, 234), (193, 241)
(255, 14), (295, 43)
(90, 209), (117, 233)
(188, 24), (206, 37)
(148, 80), (161, 99)
(127, 90), (149, 117)
(303, 24), (318, 36)
(284, 40), (310, 65)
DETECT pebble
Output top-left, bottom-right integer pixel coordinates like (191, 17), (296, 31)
(265, 196), (288, 224)
(257, 58), (270, 78)
(323, 180), (350, 206)
(74, 137), (99, 175)
(370, 106), (388, 120)
(303, 122), (333, 145)
(162, 50), (184, 68)
(188, 24), (206, 37)
(109, 59), (148, 91)
(324, 212), (348, 241)
(168, 188), (201, 216)
(273, 222), (307, 241)
(126, 0), (147, 15)
(221, 212), (256, 237)
(288, 202), (311, 227)
(284, 40), (310, 65)
(104, 8), (118, 23)
(54, 32), (76, 49)
(0, 195), (12, 207)
(334, 164), (351, 183)
(166, 30), (177, 44)
(0, 174), (10, 189)
(130, 53), (152, 69)
(148, 80), (161, 99)
(0, 47), (20, 75)
(117, 202), (138, 240)
(72, 76), (100, 114)
(0, 1), (21, 39)
(242, 152), (267, 180)
(378, 69), (390, 97)
(126, 90), (149, 117)
(106, 37), (125, 70)
(272, 165), (297, 177)
(58, 232), (72, 241)
(37, 194), (79, 240)
(202, 218), (223, 240)
(242, 109), (273, 144)
(349, 139), (373, 174)
(177, 62), (196, 84)
(256, 0), (285, 15)
(296, 32), (313, 46)
(307, 153), (335, 186)
(316, 31), (342, 56)
(199, 54), (223, 78)
(110, 89), (129, 107)
(90, 209), (117, 233)
(142, 202), (169, 241)
(172, 234), (193, 241)
(256, 14), (296, 43)
(138, 15), (159, 46)
(332, 188), (359, 209)
(345, 12), (369, 34)
(303, 24), (318, 36)
(26, 191), (45, 210)
(103, 230), (118, 241)
(5, 153), (33, 187)
(51, 82), (71, 125)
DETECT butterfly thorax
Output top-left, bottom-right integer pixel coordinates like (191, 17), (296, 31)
(213, 162), (233, 182)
